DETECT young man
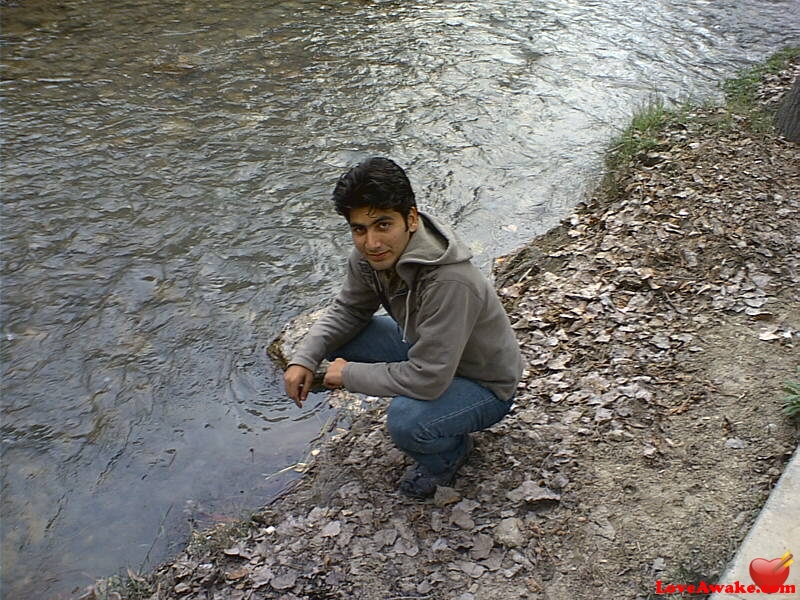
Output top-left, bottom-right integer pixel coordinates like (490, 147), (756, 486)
(284, 157), (523, 498)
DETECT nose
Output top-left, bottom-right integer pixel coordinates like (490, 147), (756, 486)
(365, 229), (381, 250)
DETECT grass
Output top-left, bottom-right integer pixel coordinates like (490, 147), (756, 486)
(782, 369), (800, 419)
(605, 98), (674, 172)
(186, 518), (254, 558)
(723, 47), (800, 132)
(604, 46), (799, 183)
(723, 47), (800, 112)
(88, 569), (153, 600)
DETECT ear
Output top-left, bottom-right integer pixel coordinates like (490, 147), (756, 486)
(407, 207), (419, 232)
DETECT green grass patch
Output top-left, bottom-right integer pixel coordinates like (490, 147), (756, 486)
(722, 47), (800, 132)
(605, 46), (799, 180)
(606, 99), (675, 172)
(782, 369), (800, 419)
(723, 47), (800, 112)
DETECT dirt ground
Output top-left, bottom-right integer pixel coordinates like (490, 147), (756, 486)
(89, 59), (799, 600)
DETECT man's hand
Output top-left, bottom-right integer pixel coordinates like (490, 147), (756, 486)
(324, 358), (348, 389)
(284, 364), (314, 408)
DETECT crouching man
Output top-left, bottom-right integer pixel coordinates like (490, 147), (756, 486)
(284, 157), (523, 498)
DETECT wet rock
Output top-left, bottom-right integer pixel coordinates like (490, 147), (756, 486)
(267, 308), (329, 387)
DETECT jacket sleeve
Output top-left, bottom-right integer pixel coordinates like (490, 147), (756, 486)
(289, 253), (381, 372)
(342, 277), (481, 400)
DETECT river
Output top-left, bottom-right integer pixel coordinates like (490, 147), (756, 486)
(1, 0), (797, 597)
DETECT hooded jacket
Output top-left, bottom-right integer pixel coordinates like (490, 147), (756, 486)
(289, 211), (523, 401)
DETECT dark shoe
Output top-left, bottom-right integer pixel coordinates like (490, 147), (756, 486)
(398, 436), (473, 498)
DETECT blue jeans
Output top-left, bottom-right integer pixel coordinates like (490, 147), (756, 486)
(328, 316), (513, 475)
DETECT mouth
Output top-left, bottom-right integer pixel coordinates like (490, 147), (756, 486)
(367, 251), (390, 261)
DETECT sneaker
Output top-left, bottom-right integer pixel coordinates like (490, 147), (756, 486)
(398, 436), (474, 498)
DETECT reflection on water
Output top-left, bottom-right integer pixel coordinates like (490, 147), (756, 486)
(2, 0), (798, 596)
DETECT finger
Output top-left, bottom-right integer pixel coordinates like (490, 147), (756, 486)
(290, 380), (303, 407)
(300, 374), (312, 402)
(323, 371), (334, 389)
(298, 380), (307, 403)
(287, 384), (299, 404)
(284, 375), (302, 407)
(289, 386), (302, 408)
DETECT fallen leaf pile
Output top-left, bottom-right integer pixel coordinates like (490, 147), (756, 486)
(85, 60), (798, 600)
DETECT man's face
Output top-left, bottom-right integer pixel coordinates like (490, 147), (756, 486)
(348, 206), (419, 271)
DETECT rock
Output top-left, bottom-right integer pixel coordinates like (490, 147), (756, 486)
(469, 533), (494, 560)
(450, 507), (475, 530)
(270, 569), (298, 591)
(392, 537), (420, 557)
(434, 486), (461, 506)
(506, 480), (561, 505)
(456, 561), (486, 578)
(493, 517), (526, 548)
(652, 557), (668, 572)
(453, 498), (479, 513)
(321, 520), (341, 537)
(549, 473), (570, 490)
(606, 429), (624, 442)
(725, 438), (746, 449)
(250, 566), (274, 588)
(594, 407), (614, 423)
(431, 537), (449, 552)
(225, 567), (248, 581)
(267, 308), (329, 387)
(373, 528), (397, 547)
(590, 514), (616, 541)
(526, 577), (544, 592)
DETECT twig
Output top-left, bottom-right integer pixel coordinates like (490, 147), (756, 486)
(140, 503), (173, 571)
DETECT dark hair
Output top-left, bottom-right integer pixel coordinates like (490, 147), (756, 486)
(331, 157), (416, 222)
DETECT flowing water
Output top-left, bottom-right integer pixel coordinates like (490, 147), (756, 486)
(1, 0), (797, 597)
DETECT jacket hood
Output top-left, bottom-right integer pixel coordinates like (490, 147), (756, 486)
(395, 211), (472, 282)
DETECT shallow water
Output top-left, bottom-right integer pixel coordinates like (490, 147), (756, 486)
(1, 0), (798, 597)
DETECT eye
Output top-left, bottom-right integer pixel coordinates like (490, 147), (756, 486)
(378, 222), (391, 230)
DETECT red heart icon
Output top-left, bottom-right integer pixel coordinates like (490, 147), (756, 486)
(749, 557), (791, 593)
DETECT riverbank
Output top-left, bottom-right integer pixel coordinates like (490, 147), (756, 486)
(90, 53), (799, 600)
